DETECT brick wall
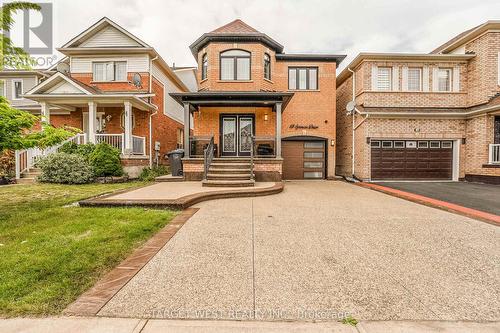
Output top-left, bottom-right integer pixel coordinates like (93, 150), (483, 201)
(465, 115), (500, 176)
(70, 72), (150, 92)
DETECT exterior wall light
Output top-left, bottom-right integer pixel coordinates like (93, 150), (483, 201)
(264, 114), (268, 121)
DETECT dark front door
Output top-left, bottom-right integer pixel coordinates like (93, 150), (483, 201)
(495, 116), (500, 144)
(220, 115), (254, 157)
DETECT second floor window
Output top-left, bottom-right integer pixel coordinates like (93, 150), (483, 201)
(0, 80), (5, 97)
(264, 53), (271, 80)
(13, 80), (23, 99)
(220, 49), (251, 81)
(408, 68), (422, 91)
(288, 67), (318, 90)
(377, 67), (392, 91)
(438, 68), (452, 92)
(201, 54), (208, 80)
(93, 61), (127, 82)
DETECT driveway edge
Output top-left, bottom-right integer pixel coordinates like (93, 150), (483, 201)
(356, 182), (500, 226)
(63, 208), (199, 316)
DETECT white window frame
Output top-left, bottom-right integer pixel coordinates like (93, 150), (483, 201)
(377, 67), (392, 91)
(0, 79), (6, 97)
(438, 68), (452, 92)
(407, 67), (422, 91)
(394, 141), (405, 148)
(12, 79), (23, 100)
(418, 141), (429, 148)
(441, 141), (453, 148)
(92, 61), (128, 82)
(371, 140), (381, 148)
(382, 141), (393, 148)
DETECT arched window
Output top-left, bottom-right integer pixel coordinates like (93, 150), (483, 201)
(201, 53), (208, 80)
(220, 49), (250, 81)
(264, 53), (271, 80)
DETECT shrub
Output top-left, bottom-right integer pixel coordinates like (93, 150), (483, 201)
(89, 143), (123, 177)
(139, 165), (169, 181)
(58, 141), (78, 154)
(0, 150), (15, 183)
(37, 153), (94, 184)
(59, 142), (95, 161)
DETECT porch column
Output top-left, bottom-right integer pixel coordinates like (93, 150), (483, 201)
(88, 101), (96, 143)
(124, 101), (133, 154)
(40, 102), (49, 128)
(183, 102), (190, 158)
(275, 102), (282, 158)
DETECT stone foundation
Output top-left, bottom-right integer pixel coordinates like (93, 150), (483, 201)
(121, 156), (149, 178)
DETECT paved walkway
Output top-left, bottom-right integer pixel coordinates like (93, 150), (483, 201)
(97, 181), (499, 321)
(373, 181), (500, 215)
(1, 317), (498, 333)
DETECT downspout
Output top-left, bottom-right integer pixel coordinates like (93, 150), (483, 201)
(348, 67), (356, 178)
(149, 56), (159, 168)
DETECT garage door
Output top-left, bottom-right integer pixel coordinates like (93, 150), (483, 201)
(282, 140), (325, 180)
(371, 140), (453, 180)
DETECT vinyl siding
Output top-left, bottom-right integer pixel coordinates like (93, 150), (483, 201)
(152, 63), (184, 123)
(79, 26), (141, 48)
(70, 54), (149, 73)
(2, 76), (39, 105)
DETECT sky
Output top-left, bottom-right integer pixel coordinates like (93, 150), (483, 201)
(13, 0), (500, 70)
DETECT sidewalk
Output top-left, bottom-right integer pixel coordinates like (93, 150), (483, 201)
(0, 317), (498, 333)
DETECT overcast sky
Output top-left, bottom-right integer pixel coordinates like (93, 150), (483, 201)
(30, 0), (500, 70)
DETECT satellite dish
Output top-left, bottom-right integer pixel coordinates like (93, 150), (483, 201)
(56, 62), (70, 74)
(132, 73), (142, 88)
(346, 101), (356, 113)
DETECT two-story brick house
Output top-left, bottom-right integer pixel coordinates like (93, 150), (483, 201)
(336, 21), (500, 184)
(12, 17), (195, 177)
(171, 20), (345, 185)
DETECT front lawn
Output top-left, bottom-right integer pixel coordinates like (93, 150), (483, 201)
(0, 182), (177, 317)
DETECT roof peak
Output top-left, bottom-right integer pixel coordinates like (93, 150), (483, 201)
(210, 19), (260, 34)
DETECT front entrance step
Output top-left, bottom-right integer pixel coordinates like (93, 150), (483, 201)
(22, 172), (41, 178)
(213, 158), (251, 162)
(209, 167), (252, 173)
(209, 162), (251, 169)
(155, 175), (184, 182)
(207, 173), (251, 180)
(16, 177), (36, 184)
(202, 179), (255, 187)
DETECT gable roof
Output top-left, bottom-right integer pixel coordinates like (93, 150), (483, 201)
(25, 72), (98, 95)
(431, 20), (500, 54)
(211, 19), (260, 34)
(189, 19), (284, 58)
(61, 17), (150, 49)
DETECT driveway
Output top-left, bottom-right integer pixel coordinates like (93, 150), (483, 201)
(373, 182), (500, 216)
(98, 181), (500, 321)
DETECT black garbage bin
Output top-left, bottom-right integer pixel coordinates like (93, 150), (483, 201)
(165, 149), (184, 176)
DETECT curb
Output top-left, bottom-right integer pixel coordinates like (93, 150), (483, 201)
(78, 182), (285, 209)
(356, 182), (500, 226)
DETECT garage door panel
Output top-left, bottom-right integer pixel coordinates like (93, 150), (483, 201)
(283, 140), (325, 180)
(371, 140), (453, 180)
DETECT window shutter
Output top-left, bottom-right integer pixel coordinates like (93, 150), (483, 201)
(432, 67), (439, 91)
(371, 65), (378, 91)
(401, 66), (408, 91)
(423, 66), (430, 92)
(392, 66), (399, 91)
(453, 66), (460, 92)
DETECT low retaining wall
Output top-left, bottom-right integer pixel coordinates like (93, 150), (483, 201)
(121, 156), (149, 178)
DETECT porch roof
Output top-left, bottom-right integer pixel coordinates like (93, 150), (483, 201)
(169, 91), (294, 111)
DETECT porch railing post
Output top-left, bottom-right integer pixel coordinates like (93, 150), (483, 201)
(15, 150), (20, 180)
(250, 136), (255, 180)
(121, 133), (125, 155)
(88, 101), (97, 143)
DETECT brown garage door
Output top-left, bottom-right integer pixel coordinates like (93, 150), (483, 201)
(282, 140), (325, 180)
(371, 140), (453, 180)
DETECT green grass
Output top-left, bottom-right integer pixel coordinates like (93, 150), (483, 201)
(340, 315), (358, 326)
(0, 182), (177, 317)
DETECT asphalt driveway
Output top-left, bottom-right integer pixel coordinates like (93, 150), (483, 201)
(98, 181), (500, 321)
(374, 182), (500, 216)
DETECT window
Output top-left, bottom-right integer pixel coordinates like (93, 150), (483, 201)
(304, 161), (323, 168)
(382, 141), (393, 148)
(304, 171), (323, 179)
(371, 140), (381, 148)
(304, 141), (323, 148)
(438, 68), (452, 92)
(0, 80), (5, 97)
(408, 68), (422, 91)
(177, 128), (184, 149)
(377, 67), (392, 91)
(201, 54), (208, 80)
(418, 141), (428, 148)
(430, 141), (440, 148)
(441, 141), (453, 148)
(220, 49), (250, 80)
(264, 53), (271, 80)
(288, 67), (318, 90)
(304, 151), (323, 158)
(406, 141), (417, 148)
(12, 80), (23, 99)
(394, 141), (405, 148)
(93, 61), (127, 82)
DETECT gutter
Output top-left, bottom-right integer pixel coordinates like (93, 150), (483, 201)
(149, 55), (159, 168)
(357, 104), (500, 119)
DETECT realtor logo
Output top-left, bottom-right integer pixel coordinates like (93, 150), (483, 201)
(5, 2), (53, 55)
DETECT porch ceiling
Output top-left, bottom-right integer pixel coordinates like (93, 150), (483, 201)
(169, 91), (294, 112)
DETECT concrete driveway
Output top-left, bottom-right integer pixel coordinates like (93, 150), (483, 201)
(374, 181), (500, 216)
(98, 181), (500, 321)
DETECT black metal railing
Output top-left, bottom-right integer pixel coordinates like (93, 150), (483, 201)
(203, 136), (215, 180)
(250, 136), (255, 180)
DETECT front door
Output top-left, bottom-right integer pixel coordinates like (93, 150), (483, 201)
(495, 116), (500, 144)
(220, 115), (254, 157)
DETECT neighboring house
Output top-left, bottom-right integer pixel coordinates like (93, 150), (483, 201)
(171, 19), (345, 183)
(336, 20), (500, 184)
(0, 70), (50, 112)
(18, 17), (195, 176)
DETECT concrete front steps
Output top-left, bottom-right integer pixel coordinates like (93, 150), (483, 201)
(202, 158), (254, 187)
(17, 168), (41, 184)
